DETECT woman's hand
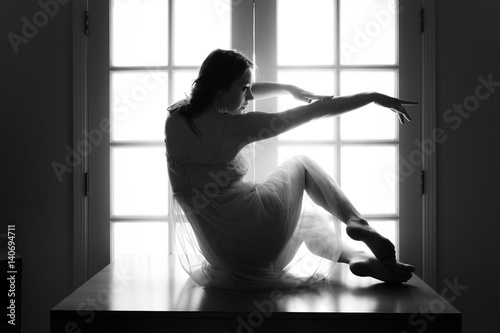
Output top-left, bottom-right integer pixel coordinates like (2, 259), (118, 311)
(372, 92), (418, 124)
(288, 85), (334, 104)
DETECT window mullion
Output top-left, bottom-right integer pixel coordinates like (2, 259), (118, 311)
(254, 0), (278, 181)
(167, 0), (174, 254)
(231, 0), (254, 58)
(335, 0), (341, 185)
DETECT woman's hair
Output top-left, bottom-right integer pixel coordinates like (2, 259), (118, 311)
(168, 49), (254, 135)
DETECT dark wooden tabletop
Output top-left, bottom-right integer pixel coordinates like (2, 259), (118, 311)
(51, 254), (461, 333)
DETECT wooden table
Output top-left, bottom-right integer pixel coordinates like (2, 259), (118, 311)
(51, 254), (461, 333)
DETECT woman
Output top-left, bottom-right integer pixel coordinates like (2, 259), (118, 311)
(165, 49), (416, 289)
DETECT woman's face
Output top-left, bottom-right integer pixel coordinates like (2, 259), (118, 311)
(218, 69), (254, 115)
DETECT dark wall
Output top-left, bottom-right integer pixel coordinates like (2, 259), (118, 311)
(1, 1), (74, 332)
(435, 1), (500, 333)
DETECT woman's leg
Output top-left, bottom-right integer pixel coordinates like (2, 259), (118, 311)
(272, 212), (341, 271)
(289, 155), (396, 266)
(290, 212), (414, 283)
(299, 212), (340, 260)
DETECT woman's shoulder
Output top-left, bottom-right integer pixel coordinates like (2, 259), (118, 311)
(165, 110), (181, 128)
(165, 112), (183, 140)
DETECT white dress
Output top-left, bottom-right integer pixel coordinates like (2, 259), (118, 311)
(166, 111), (342, 289)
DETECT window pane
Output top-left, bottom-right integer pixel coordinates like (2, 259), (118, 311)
(340, 0), (397, 65)
(112, 222), (168, 261)
(111, 0), (169, 67)
(278, 145), (336, 180)
(172, 70), (198, 103)
(111, 71), (168, 142)
(340, 70), (397, 140)
(112, 147), (168, 216)
(278, 70), (336, 141)
(277, 0), (335, 65)
(340, 145), (396, 215)
(341, 220), (398, 256)
(173, 0), (231, 66)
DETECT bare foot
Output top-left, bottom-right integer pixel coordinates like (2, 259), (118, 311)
(346, 218), (396, 266)
(349, 252), (414, 284)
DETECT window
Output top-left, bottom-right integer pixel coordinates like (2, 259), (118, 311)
(85, 0), (422, 278)
(251, 0), (421, 268)
(108, 0), (233, 261)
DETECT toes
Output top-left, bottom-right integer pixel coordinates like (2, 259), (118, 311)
(403, 263), (415, 272)
(393, 263), (414, 282)
(351, 256), (414, 284)
(399, 273), (412, 283)
(388, 270), (412, 284)
(385, 272), (406, 284)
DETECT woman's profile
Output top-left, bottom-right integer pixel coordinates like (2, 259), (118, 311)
(165, 49), (416, 289)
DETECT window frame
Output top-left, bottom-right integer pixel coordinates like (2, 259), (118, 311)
(74, 0), (436, 286)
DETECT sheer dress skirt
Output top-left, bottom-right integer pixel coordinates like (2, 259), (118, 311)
(169, 155), (343, 289)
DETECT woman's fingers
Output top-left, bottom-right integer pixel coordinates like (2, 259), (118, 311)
(392, 98), (416, 123)
(314, 94), (335, 100)
(400, 104), (413, 121)
(395, 108), (411, 122)
(397, 112), (404, 124)
(398, 99), (419, 105)
(304, 94), (333, 102)
(394, 110), (405, 124)
(374, 93), (417, 124)
(304, 95), (334, 103)
(291, 84), (334, 103)
(390, 104), (412, 124)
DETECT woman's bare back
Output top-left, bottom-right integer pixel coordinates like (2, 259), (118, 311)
(165, 110), (240, 164)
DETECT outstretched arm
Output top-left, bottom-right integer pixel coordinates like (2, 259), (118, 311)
(251, 82), (333, 103)
(225, 92), (417, 147)
(301, 92), (415, 124)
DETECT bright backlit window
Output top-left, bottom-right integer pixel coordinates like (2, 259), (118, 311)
(101, 0), (420, 267)
(274, 0), (400, 254)
(109, 0), (231, 260)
